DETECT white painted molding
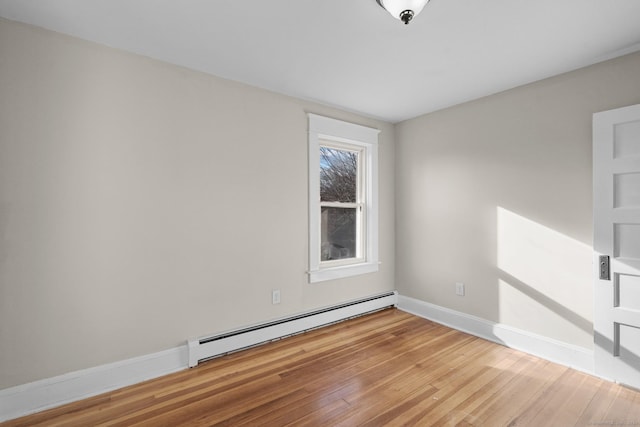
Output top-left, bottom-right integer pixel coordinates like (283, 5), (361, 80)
(397, 294), (595, 375)
(0, 345), (188, 423)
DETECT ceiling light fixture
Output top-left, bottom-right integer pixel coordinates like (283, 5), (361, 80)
(376, 0), (430, 25)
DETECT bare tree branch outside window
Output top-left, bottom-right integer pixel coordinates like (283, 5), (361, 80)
(320, 147), (357, 202)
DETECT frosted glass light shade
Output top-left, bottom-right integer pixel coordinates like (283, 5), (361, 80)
(376, 0), (430, 24)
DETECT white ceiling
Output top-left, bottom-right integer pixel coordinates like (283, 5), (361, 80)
(1, 0), (640, 123)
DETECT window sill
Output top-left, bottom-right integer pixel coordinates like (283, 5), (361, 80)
(309, 262), (379, 283)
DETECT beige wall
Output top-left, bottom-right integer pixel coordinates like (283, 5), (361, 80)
(0, 18), (395, 389)
(396, 51), (640, 350)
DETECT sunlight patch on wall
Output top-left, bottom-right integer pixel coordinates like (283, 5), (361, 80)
(497, 207), (592, 342)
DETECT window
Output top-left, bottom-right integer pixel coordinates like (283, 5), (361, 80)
(320, 143), (362, 264)
(308, 114), (379, 283)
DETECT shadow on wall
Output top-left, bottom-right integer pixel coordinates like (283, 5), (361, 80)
(496, 207), (593, 344)
(495, 208), (640, 378)
(497, 269), (593, 335)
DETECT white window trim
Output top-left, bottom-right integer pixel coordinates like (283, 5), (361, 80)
(308, 113), (380, 283)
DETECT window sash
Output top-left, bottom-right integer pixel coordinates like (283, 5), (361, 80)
(319, 202), (365, 266)
(319, 141), (365, 265)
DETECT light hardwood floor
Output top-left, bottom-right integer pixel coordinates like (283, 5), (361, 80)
(3, 308), (640, 426)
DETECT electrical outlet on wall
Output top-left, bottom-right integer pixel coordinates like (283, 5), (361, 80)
(272, 289), (281, 305)
(455, 282), (465, 296)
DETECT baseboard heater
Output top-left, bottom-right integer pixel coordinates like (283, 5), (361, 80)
(188, 291), (397, 367)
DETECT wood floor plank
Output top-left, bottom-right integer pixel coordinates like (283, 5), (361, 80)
(427, 350), (538, 426)
(475, 358), (568, 426)
(3, 308), (640, 427)
(601, 385), (640, 426)
(383, 345), (517, 426)
(352, 344), (502, 425)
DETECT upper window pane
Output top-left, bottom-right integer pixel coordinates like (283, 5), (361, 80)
(320, 146), (357, 203)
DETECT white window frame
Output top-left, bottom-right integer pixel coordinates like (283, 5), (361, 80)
(308, 114), (379, 283)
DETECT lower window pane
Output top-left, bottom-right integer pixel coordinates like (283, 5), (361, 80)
(321, 207), (357, 261)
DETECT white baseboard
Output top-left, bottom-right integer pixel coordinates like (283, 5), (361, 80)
(0, 346), (188, 423)
(0, 292), (396, 423)
(397, 294), (594, 375)
(1, 294), (595, 423)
